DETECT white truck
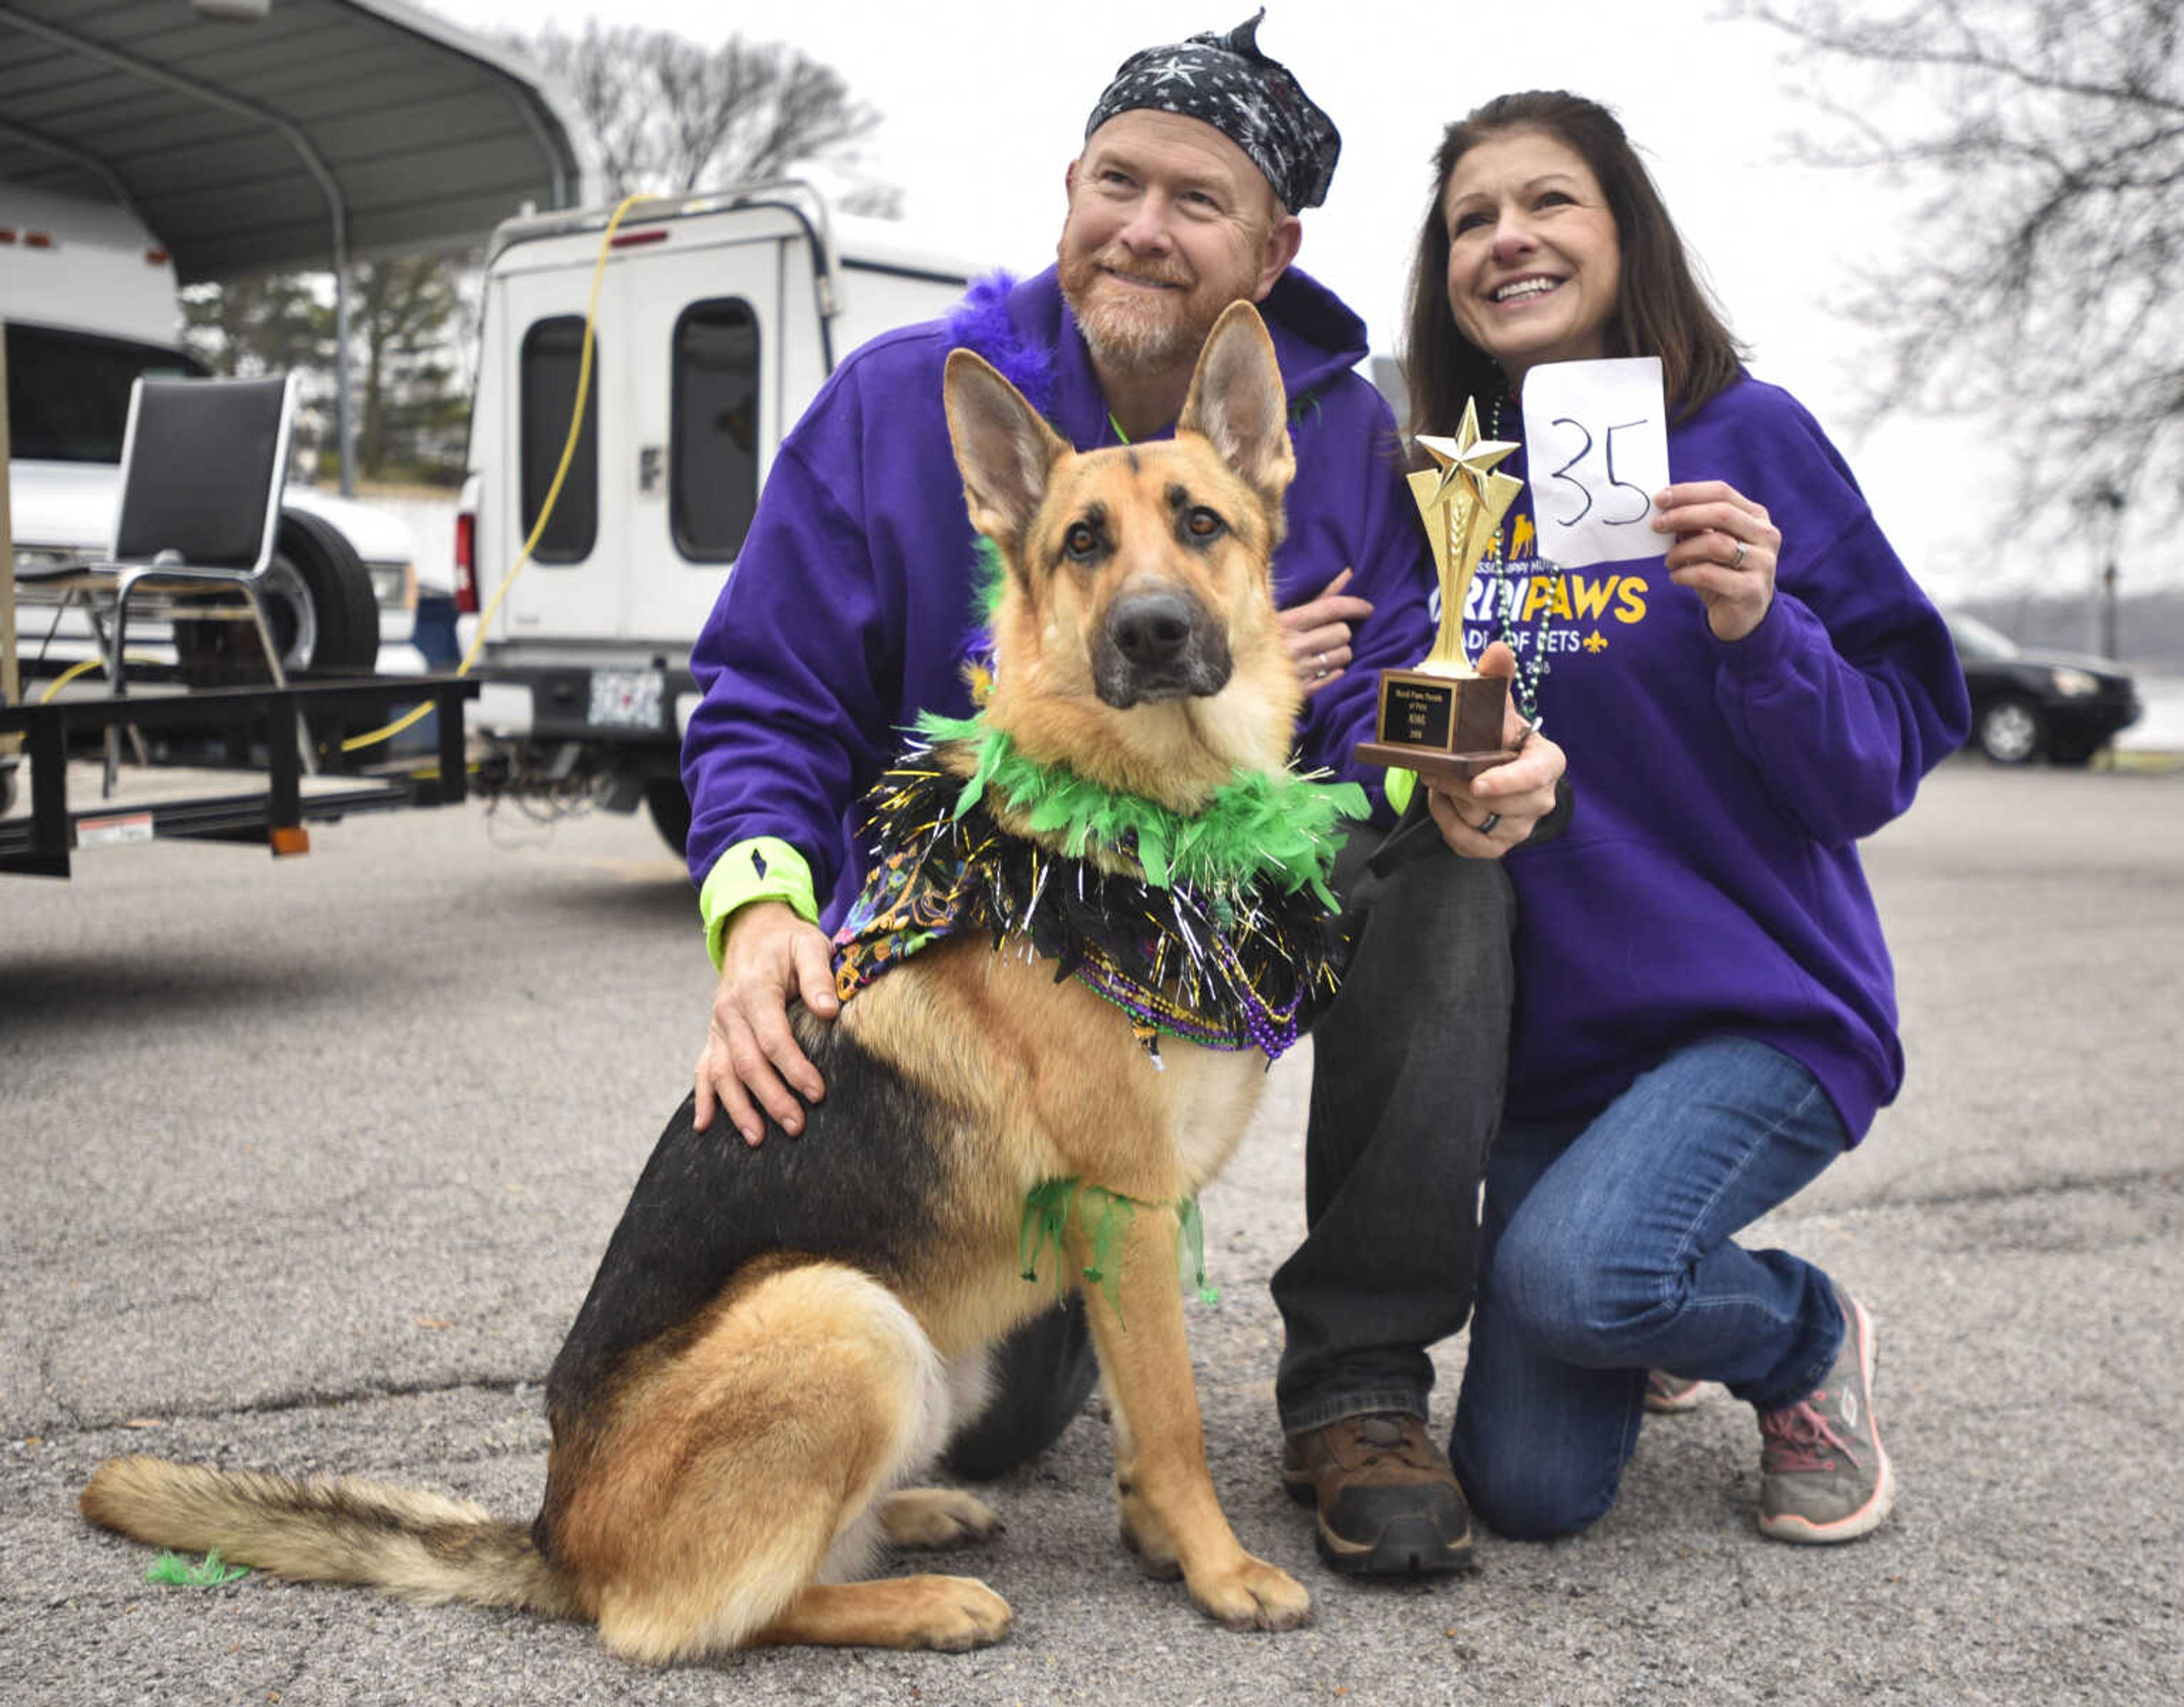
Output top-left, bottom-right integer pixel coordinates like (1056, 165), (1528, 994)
(4, 180), (429, 685)
(456, 183), (985, 851)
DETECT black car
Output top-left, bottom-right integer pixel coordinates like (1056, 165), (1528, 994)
(1946, 612), (2142, 765)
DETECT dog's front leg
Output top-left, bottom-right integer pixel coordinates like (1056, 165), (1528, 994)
(1105, 1397), (1182, 1580)
(1077, 1206), (1311, 1633)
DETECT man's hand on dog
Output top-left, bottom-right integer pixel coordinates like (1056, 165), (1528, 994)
(1280, 566), (1374, 697)
(1424, 640), (1567, 859)
(694, 901), (838, 1145)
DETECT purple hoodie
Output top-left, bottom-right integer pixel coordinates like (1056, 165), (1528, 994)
(682, 266), (1433, 934)
(1466, 375), (1970, 1141)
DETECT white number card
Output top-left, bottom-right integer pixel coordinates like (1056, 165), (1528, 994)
(1519, 357), (1669, 566)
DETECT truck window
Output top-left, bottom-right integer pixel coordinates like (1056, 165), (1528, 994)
(520, 316), (599, 564)
(3, 324), (206, 463)
(671, 298), (760, 563)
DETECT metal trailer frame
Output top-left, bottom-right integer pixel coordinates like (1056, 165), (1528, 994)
(0, 674), (476, 878)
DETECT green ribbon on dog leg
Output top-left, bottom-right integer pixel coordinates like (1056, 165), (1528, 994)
(1076, 1186), (1136, 1319)
(1019, 1178), (1078, 1297)
(1176, 1195), (1220, 1306)
(1018, 1178), (1217, 1320)
(147, 1549), (247, 1586)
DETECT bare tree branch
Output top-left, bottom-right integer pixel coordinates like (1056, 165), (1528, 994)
(1741, 0), (2184, 532)
(517, 24), (891, 204)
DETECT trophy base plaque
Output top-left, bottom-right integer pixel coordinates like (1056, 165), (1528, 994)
(1354, 668), (1516, 784)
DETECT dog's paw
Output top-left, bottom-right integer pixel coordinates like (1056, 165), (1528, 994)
(1188, 1554), (1313, 1633)
(879, 1488), (1003, 1550)
(1116, 1495), (1182, 1580)
(899, 1575), (1014, 1651)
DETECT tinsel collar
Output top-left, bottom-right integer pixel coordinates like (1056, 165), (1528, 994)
(831, 718), (1365, 1064)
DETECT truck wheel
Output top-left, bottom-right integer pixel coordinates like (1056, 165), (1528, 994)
(174, 509), (379, 684)
(1975, 695), (2046, 765)
(266, 511), (380, 673)
(646, 777), (692, 857)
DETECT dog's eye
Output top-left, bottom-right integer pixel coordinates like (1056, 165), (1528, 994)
(1064, 522), (1101, 560)
(1184, 507), (1226, 541)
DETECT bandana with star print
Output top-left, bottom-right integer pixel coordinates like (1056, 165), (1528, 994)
(1082, 9), (1341, 213)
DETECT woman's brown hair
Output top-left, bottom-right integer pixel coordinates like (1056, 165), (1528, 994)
(1399, 91), (1745, 440)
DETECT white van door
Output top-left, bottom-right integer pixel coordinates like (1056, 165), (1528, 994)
(619, 235), (783, 645)
(491, 258), (617, 643)
(490, 229), (786, 647)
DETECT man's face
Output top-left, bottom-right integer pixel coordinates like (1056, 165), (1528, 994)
(1058, 110), (1298, 380)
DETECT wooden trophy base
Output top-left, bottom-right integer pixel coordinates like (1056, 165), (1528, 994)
(1354, 668), (1516, 783)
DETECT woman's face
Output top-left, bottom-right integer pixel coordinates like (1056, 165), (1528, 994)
(1442, 127), (1622, 387)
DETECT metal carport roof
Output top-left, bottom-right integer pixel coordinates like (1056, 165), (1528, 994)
(0, 0), (594, 281)
(0, 0), (597, 490)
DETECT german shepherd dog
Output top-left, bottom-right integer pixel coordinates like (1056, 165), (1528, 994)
(80, 301), (1322, 1658)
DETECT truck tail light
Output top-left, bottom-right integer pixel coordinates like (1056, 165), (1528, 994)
(454, 509), (479, 615)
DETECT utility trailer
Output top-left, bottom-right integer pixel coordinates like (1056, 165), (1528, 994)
(0, 674), (476, 880)
(3, 314), (477, 881)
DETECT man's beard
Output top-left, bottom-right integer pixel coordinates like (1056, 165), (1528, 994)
(1059, 247), (1216, 376)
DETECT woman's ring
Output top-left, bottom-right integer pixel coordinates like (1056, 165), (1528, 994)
(1731, 538), (1749, 570)
(1476, 811), (1502, 836)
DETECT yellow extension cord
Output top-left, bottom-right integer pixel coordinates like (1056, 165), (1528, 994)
(38, 652), (162, 701)
(336, 191), (647, 757)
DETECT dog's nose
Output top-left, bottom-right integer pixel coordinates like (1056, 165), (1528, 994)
(1108, 591), (1194, 668)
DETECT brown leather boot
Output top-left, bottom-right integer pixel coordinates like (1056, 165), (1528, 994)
(1281, 1412), (1475, 1575)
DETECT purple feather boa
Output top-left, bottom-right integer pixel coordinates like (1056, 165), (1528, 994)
(945, 271), (1056, 419)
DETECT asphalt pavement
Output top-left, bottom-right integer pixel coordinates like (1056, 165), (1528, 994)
(2, 756), (2178, 1705)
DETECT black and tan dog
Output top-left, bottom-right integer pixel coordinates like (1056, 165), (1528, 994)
(81, 301), (1334, 1659)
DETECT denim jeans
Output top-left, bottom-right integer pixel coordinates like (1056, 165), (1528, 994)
(1449, 1035), (1849, 1540)
(1273, 819), (1515, 1431)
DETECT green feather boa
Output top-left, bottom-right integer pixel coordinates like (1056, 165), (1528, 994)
(912, 709), (1367, 909)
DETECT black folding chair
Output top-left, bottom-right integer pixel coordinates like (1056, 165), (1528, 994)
(13, 374), (305, 789)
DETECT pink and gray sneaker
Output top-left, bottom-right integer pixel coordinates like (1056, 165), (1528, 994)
(1756, 1285), (1896, 1543)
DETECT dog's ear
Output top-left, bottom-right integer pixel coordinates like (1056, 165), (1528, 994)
(944, 349), (1069, 549)
(1178, 301), (1295, 504)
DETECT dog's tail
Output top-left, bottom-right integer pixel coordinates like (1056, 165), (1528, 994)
(80, 1456), (580, 1617)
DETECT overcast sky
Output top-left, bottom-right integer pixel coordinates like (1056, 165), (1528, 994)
(428, 0), (2100, 605)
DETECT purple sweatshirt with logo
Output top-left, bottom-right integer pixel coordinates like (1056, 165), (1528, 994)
(1467, 374), (1970, 1141)
(681, 266), (1433, 930)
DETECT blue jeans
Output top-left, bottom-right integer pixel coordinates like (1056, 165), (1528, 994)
(1449, 1036), (1850, 1540)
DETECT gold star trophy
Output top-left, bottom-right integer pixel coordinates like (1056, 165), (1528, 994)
(1354, 398), (1525, 781)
